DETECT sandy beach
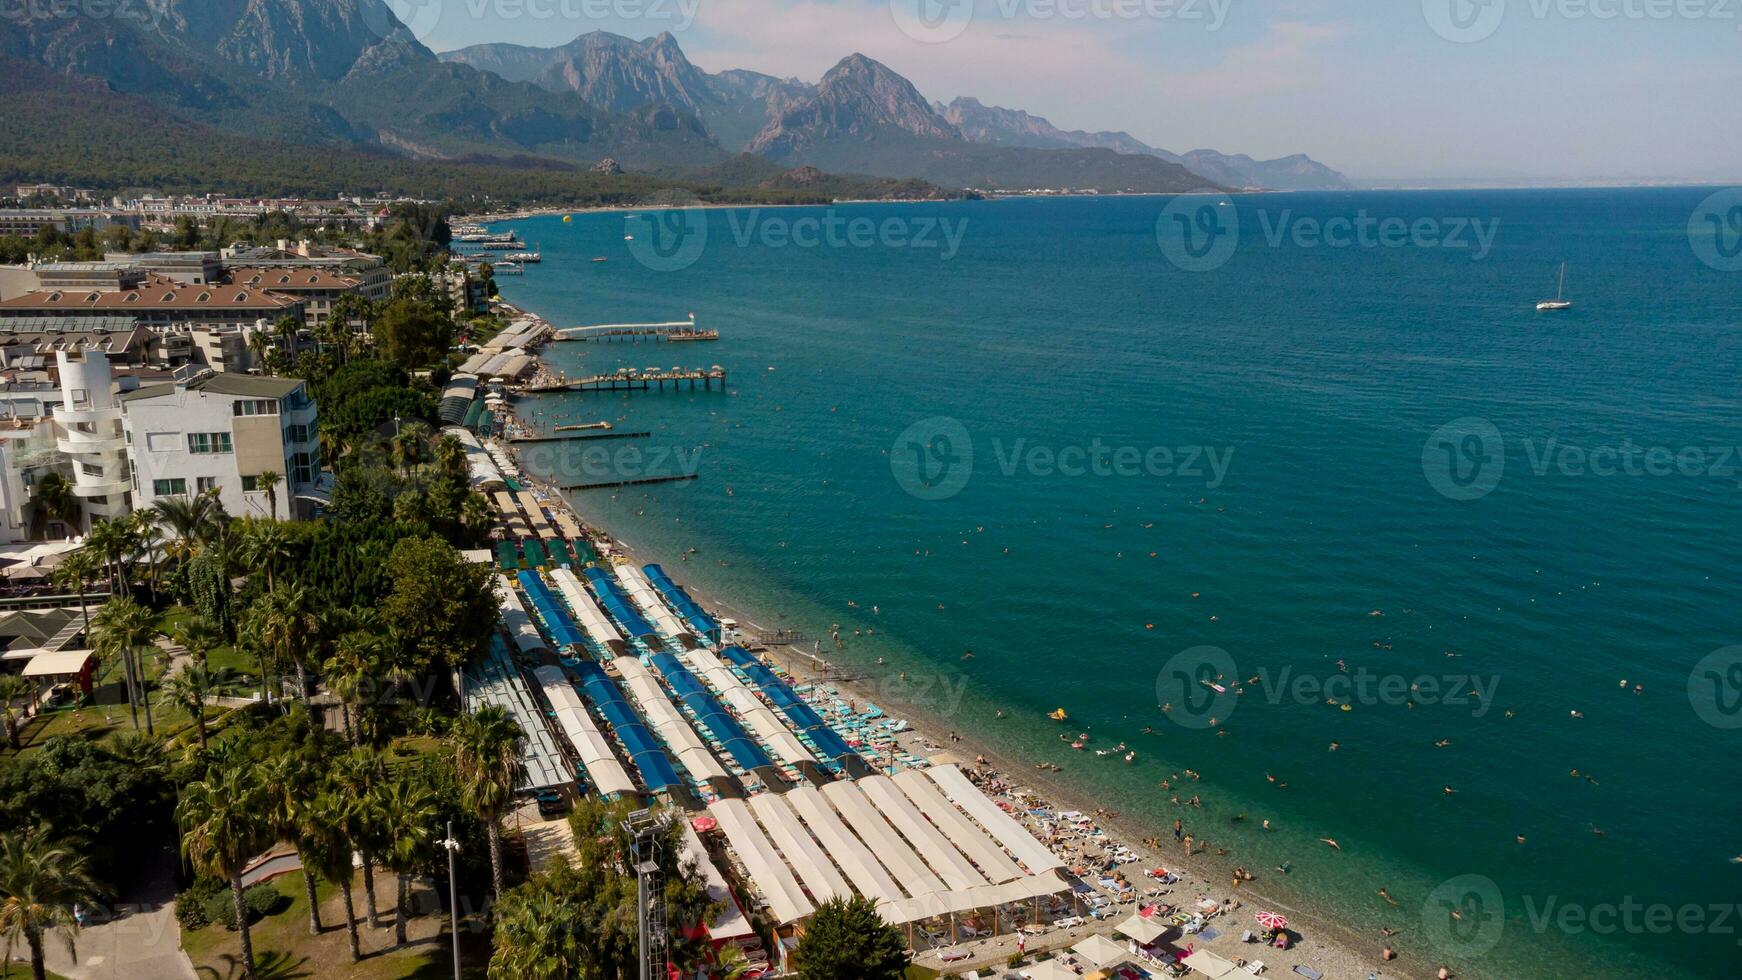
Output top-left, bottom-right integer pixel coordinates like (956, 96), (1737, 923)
(482, 386), (1420, 980)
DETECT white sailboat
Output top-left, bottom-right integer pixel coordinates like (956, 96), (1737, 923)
(1537, 262), (1573, 311)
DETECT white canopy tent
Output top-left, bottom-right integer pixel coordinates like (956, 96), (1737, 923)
(497, 578), (549, 656)
(747, 792), (853, 904)
(857, 775), (988, 892)
(820, 780), (947, 898)
(1116, 912), (1171, 945)
(927, 764), (1066, 873)
(890, 768), (1026, 882)
(612, 657), (729, 782)
(1022, 961), (1079, 980)
(1182, 950), (1242, 979)
(682, 648), (816, 767)
(549, 568), (622, 646)
(678, 822), (755, 941)
(531, 666), (636, 796)
(709, 798), (814, 924)
(781, 785), (906, 905)
(1072, 933), (1129, 968)
(613, 563), (691, 641)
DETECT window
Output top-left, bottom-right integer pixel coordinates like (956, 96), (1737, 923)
(152, 478), (187, 496)
(241, 475), (258, 492)
(291, 452), (315, 485)
(233, 399), (278, 417)
(286, 423), (313, 444)
(187, 432), (233, 454)
(196, 477), (217, 493)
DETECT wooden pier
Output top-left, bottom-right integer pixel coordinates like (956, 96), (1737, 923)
(509, 431), (651, 444)
(553, 317), (719, 343)
(521, 367), (727, 394)
(558, 474), (699, 490)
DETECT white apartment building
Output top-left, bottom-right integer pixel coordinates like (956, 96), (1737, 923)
(51, 350), (132, 527)
(121, 371), (320, 520)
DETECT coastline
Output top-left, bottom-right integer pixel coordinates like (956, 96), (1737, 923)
(555, 495), (1411, 980)
(487, 317), (1415, 980)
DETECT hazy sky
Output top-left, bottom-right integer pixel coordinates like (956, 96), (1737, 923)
(393, 0), (1742, 179)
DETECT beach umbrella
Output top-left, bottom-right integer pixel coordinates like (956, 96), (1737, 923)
(1254, 911), (1288, 931)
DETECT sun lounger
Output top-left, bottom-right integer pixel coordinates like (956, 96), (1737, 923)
(1292, 967), (1322, 980)
(1243, 962), (1265, 975)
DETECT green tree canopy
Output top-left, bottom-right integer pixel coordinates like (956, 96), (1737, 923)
(792, 896), (909, 980)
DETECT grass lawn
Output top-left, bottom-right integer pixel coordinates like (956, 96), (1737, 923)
(182, 869), (490, 980)
(0, 608), (243, 760)
(0, 966), (71, 980)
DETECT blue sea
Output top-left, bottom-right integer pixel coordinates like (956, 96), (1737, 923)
(491, 188), (1742, 979)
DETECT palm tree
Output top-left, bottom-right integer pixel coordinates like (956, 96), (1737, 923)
(29, 472), (81, 537)
(83, 518), (138, 598)
(450, 707), (525, 903)
(49, 548), (99, 634)
(0, 675), (31, 750)
(170, 613), (224, 668)
(334, 751), (387, 928)
(152, 493), (224, 564)
(129, 509), (164, 603)
(253, 585), (319, 701)
(435, 435), (466, 483)
(390, 422), (429, 476)
(257, 756), (331, 938)
(257, 470), (283, 521)
(178, 762), (268, 980)
(460, 493), (493, 543)
(158, 664), (228, 754)
(238, 520), (292, 592)
(89, 596), (158, 734)
(316, 431), (344, 471)
(0, 826), (101, 980)
(302, 790), (364, 960)
(375, 776), (436, 946)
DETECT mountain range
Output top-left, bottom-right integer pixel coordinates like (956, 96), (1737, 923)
(445, 33), (1351, 192)
(1, 0), (1346, 196)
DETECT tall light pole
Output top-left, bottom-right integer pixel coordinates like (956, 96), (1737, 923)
(439, 821), (462, 980)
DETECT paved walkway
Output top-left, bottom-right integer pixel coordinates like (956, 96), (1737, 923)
(40, 852), (196, 980)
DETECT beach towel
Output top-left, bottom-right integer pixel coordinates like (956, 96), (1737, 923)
(1292, 967), (1323, 980)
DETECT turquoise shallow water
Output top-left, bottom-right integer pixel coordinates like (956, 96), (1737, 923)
(493, 189), (1742, 979)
